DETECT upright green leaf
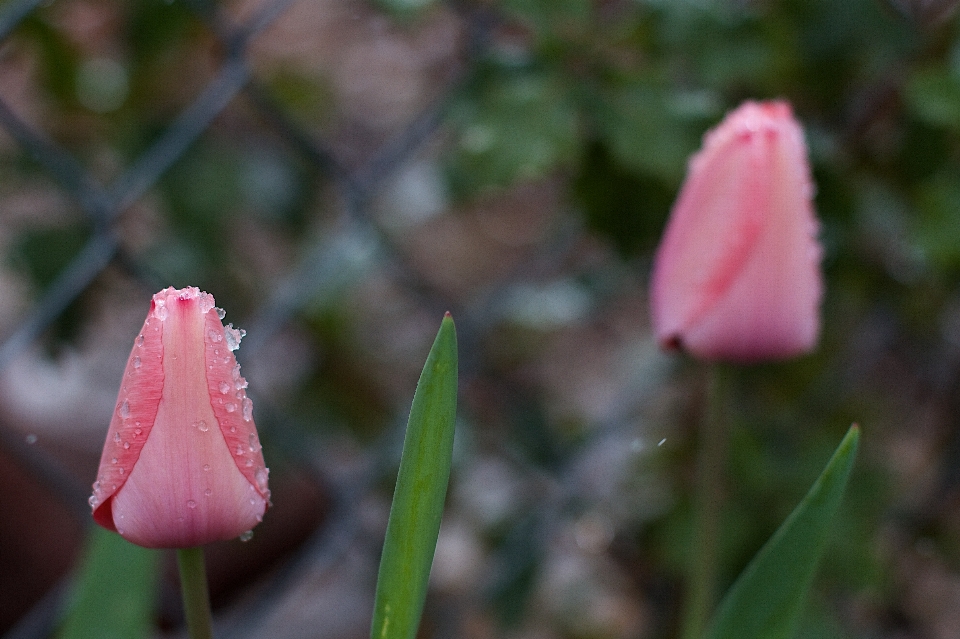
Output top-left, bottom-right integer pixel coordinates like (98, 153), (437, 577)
(57, 527), (159, 639)
(705, 425), (860, 639)
(370, 314), (458, 639)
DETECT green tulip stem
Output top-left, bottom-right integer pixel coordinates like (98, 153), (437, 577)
(681, 364), (731, 639)
(177, 547), (214, 639)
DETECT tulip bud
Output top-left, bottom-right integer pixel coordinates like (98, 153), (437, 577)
(90, 287), (270, 548)
(650, 101), (823, 362)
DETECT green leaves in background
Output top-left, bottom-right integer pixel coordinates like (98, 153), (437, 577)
(705, 425), (860, 639)
(449, 68), (579, 195)
(57, 527), (158, 639)
(370, 314), (458, 639)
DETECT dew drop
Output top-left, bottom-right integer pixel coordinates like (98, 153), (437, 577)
(229, 426), (237, 433)
(214, 349), (220, 356)
(255, 467), (269, 491)
(208, 329), (223, 343)
(219, 381), (231, 394)
(236, 444), (244, 456)
(256, 514), (263, 522)
(136, 334), (145, 347)
(225, 403), (236, 413)
(123, 441), (130, 450)
(239, 530), (254, 542)
(248, 433), (259, 452)
(25, 433), (37, 444)
(88, 495), (98, 508)
(118, 467), (124, 475)
(119, 400), (130, 419)
(194, 420), (209, 432)
(134, 428), (142, 436)
(245, 459), (253, 467)
(224, 324), (245, 351)
(249, 498), (256, 505)
(114, 432), (121, 444)
(204, 488), (212, 496)
(111, 457), (118, 464)
(133, 356), (141, 369)
(242, 398), (254, 422)
(93, 481), (101, 493)
(155, 305), (168, 321)
(187, 500), (197, 509)
(203, 464), (211, 471)
(232, 363), (242, 380)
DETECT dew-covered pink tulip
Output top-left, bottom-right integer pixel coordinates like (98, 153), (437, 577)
(650, 100), (823, 362)
(90, 287), (269, 548)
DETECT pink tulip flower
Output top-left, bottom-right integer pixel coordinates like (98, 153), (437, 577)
(650, 100), (823, 362)
(90, 287), (269, 548)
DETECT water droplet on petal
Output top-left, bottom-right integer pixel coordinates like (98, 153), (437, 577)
(88, 495), (98, 508)
(236, 445), (244, 456)
(225, 403), (236, 413)
(248, 433), (259, 451)
(134, 428), (142, 436)
(239, 530), (253, 542)
(114, 432), (122, 444)
(187, 500), (196, 509)
(194, 420), (209, 432)
(255, 467), (269, 491)
(219, 381), (230, 394)
(93, 481), (101, 493)
(111, 457), (118, 464)
(245, 459), (253, 467)
(203, 464), (211, 471)
(208, 329), (223, 343)
(155, 305), (168, 321)
(123, 441), (130, 450)
(136, 334), (145, 347)
(232, 364), (242, 380)
(119, 400), (130, 419)
(229, 426), (236, 433)
(204, 488), (212, 496)
(133, 356), (141, 369)
(118, 467), (124, 475)
(224, 324), (245, 351)
(25, 433), (37, 444)
(242, 398), (254, 422)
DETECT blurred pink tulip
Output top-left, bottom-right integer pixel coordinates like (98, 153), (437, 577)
(650, 100), (823, 362)
(90, 287), (269, 548)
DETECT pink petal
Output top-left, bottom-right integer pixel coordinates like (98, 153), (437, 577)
(650, 101), (822, 362)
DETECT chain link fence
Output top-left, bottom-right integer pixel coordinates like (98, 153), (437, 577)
(0, 1), (667, 637)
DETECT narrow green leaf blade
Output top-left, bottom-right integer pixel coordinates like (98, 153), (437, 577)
(58, 526), (159, 639)
(370, 314), (458, 639)
(706, 425), (860, 639)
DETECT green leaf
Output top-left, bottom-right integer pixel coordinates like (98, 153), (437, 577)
(370, 314), (458, 639)
(705, 425), (860, 639)
(57, 527), (159, 639)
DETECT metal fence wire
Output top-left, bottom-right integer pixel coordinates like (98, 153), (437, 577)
(0, 0), (663, 637)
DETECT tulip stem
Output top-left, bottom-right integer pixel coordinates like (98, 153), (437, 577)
(681, 364), (730, 639)
(177, 547), (214, 639)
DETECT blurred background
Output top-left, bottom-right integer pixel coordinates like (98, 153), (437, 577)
(1, 0), (960, 637)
